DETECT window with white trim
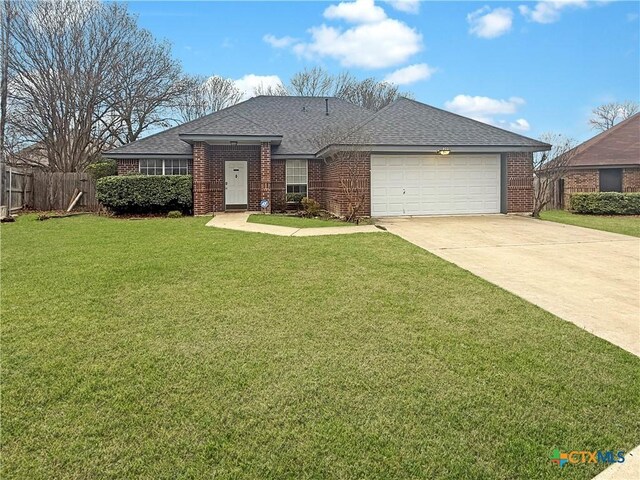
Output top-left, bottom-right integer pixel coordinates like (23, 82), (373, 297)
(286, 159), (308, 196)
(139, 159), (191, 175)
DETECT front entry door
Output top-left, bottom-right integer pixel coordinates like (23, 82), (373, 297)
(225, 161), (248, 207)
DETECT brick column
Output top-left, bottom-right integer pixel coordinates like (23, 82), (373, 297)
(506, 152), (534, 213)
(193, 142), (210, 215)
(260, 142), (271, 213)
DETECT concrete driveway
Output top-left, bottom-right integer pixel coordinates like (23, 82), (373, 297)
(379, 215), (640, 356)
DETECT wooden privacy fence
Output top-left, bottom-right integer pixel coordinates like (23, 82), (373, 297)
(30, 172), (98, 211)
(2, 167), (32, 212)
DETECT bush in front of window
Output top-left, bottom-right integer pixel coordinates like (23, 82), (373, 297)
(301, 197), (321, 217)
(96, 175), (192, 214)
(286, 193), (304, 207)
(570, 192), (640, 215)
(86, 160), (117, 179)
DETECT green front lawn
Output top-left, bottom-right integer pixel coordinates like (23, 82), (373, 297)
(540, 209), (640, 237)
(2, 215), (639, 479)
(248, 213), (349, 228)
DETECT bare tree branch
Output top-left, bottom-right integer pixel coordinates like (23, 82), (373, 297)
(533, 132), (577, 217)
(589, 101), (639, 132)
(175, 75), (244, 122)
(312, 124), (371, 223)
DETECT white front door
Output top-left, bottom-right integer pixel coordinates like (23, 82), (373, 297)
(225, 161), (248, 207)
(371, 154), (501, 216)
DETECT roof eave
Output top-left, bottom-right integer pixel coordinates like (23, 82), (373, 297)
(178, 134), (283, 145)
(315, 143), (551, 158)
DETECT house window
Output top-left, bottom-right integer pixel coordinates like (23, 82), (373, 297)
(286, 159), (308, 197)
(599, 168), (622, 192)
(139, 159), (191, 175)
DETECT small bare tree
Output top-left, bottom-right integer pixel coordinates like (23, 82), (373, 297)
(533, 133), (577, 218)
(175, 75), (244, 122)
(290, 67), (333, 96)
(253, 81), (288, 97)
(589, 101), (639, 131)
(312, 125), (371, 223)
(286, 67), (411, 111)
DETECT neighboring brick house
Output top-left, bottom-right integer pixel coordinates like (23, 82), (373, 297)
(558, 113), (640, 208)
(105, 96), (550, 217)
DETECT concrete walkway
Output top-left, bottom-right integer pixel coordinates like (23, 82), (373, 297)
(592, 444), (640, 480)
(379, 215), (640, 357)
(205, 212), (381, 237)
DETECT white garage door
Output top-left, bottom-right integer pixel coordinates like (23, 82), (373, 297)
(371, 154), (501, 216)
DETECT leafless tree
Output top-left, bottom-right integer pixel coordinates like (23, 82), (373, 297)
(175, 75), (244, 122)
(253, 81), (288, 97)
(288, 67), (411, 111)
(7, 0), (187, 171)
(0, 0), (17, 206)
(589, 101), (639, 132)
(104, 31), (187, 145)
(533, 133), (577, 218)
(312, 125), (371, 223)
(290, 67), (334, 96)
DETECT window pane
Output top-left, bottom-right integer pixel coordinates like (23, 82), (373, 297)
(286, 159), (307, 186)
(165, 159), (190, 175)
(139, 159), (163, 175)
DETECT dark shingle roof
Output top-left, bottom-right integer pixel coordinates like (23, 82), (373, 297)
(566, 113), (640, 168)
(105, 96), (372, 157)
(105, 96), (549, 157)
(344, 98), (549, 148)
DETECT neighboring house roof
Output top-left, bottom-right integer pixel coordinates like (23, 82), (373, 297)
(565, 113), (640, 168)
(105, 96), (549, 158)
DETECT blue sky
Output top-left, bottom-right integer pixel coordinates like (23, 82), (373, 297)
(127, 0), (640, 142)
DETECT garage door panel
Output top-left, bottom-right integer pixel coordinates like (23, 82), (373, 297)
(371, 154), (501, 216)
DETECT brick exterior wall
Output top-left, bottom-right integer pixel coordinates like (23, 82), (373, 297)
(271, 159), (287, 212)
(260, 142), (272, 213)
(623, 167), (640, 192)
(506, 152), (534, 213)
(320, 152), (371, 217)
(561, 167), (640, 208)
(193, 143), (210, 215)
(116, 159), (139, 175)
(308, 159), (322, 204)
(562, 169), (599, 208)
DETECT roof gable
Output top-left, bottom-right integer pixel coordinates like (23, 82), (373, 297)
(567, 113), (640, 168)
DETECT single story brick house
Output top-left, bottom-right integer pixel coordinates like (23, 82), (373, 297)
(105, 96), (550, 217)
(558, 113), (640, 208)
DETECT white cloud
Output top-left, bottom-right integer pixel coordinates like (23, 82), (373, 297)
(384, 63), (436, 85)
(293, 19), (422, 69)
(444, 94), (528, 129)
(263, 34), (297, 48)
(445, 94), (525, 118)
(519, 0), (594, 24)
(264, 0), (424, 70)
(467, 6), (514, 38)
(324, 0), (387, 24)
(386, 0), (420, 14)
(233, 74), (285, 99)
(509, 118), (531, 132)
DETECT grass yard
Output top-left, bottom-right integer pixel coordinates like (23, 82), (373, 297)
(247, 213), (350, 228)
(540, 209), (640, 237)
(2, 215), (639, 479)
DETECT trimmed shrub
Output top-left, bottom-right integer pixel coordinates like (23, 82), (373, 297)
(86, 160), (117, 179)
(570, 192), (640, 215)
(286, 193), (304, 209)
(96, 175), (192, 214)
(167, 210), (183, 218)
